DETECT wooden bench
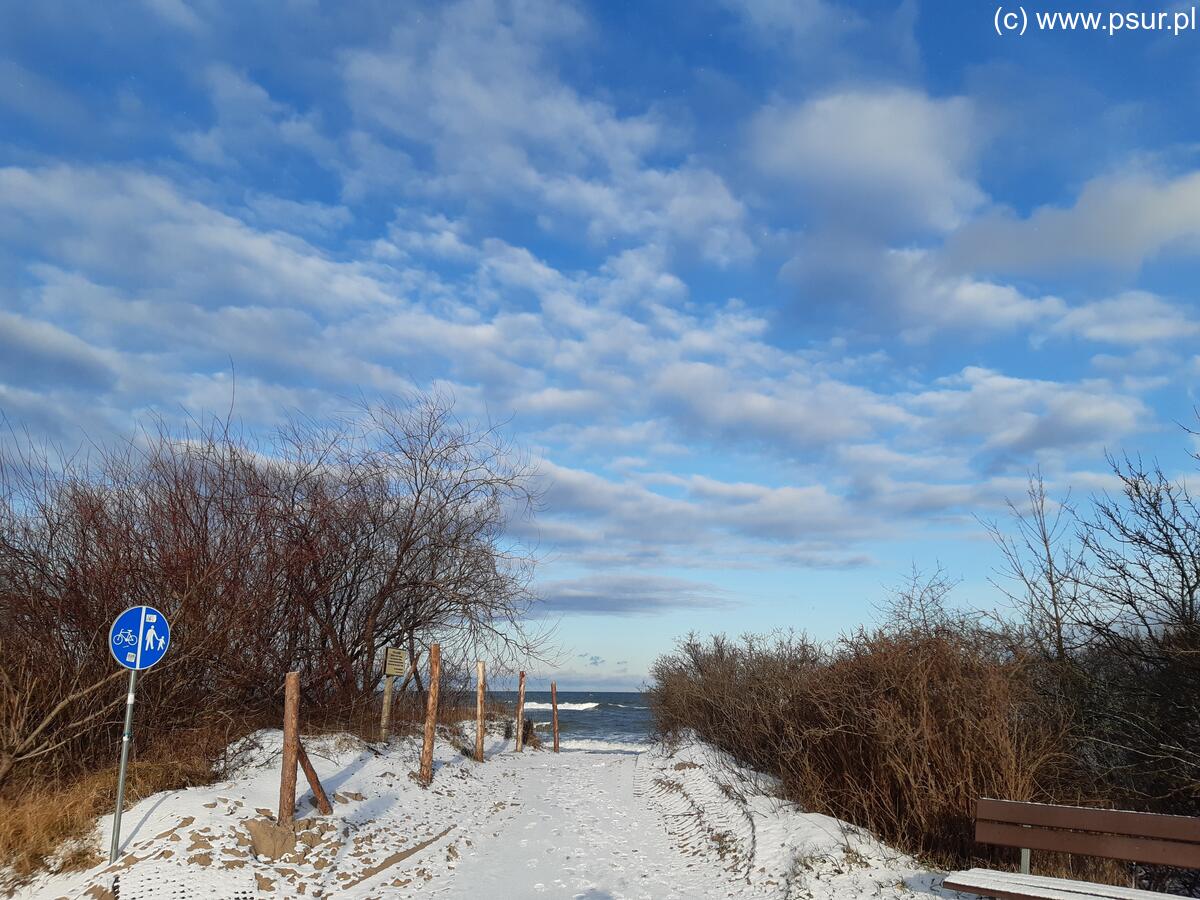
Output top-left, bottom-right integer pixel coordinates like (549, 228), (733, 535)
(943, 798), (1200, 900)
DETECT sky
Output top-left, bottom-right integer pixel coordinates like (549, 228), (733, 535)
(2, 0), (1199, 689)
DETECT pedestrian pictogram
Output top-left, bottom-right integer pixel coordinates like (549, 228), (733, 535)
(108, 606), (171, 671)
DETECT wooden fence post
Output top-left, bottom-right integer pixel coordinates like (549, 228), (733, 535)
(551, 681), (560, 753)
(475, 660), (485, 763)
(278, 671), (300, 823)
(379, 672), (394, 742)
(515, 670), (526, 752)
(418, 643), (441, 785)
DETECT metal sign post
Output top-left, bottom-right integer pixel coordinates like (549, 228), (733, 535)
(110, 668), (137, 864)
(107, 605), (171, 864)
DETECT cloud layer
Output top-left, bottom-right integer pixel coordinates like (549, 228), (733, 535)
(1, 0), (1197, 683)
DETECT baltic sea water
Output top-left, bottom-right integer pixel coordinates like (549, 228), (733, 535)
(494, 690), (652, 744)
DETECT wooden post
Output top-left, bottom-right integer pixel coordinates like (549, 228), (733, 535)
(418, 643), (440, 786)
(296, 740), (332, 815)
(551, 681), (560, 753)
(278, 671), (300, 823)
(379, 673), (394, 742)
(474, 660), (486, 763)
(515, 670), (526, 752)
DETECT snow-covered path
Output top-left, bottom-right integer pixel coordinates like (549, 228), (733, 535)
(14, 731), (949, 900)
(428, 746), (734, 899)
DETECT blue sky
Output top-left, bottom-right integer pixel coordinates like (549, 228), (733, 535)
(2, 1), (1199, 689)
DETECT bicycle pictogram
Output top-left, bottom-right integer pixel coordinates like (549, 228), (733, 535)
(113, 628), (137, 647)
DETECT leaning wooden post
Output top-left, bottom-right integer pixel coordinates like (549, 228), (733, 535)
(515, 670), (526, 752)
(475, 660), (486, 762)
(278, 671), (300, 823)
(296, 741), (332, 815)
(418, 643), (441, 786)
(551, 681), (560, 753)
(398, 652), (421, 692)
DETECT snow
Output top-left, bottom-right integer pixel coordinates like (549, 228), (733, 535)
(11, 728), (961, 900)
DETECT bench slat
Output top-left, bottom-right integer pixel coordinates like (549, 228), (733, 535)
(944, 872), (1117, 900)
(979, 800), (1200, 843)
(976, 821), (1200, 868)
(987, 871), (1159, 900)
(944, 869), (1161, 900)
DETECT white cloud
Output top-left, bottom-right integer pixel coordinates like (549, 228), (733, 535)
(538, 574), (731, 615)
(518, 387), (608, 417)
(589, 246), (687, 307)
(528, 458), (889, 570)
(339, 0), (752, 262)
(180, 65), (335, 169)
(782, 236), (1068, 343)
(1051, 291), (1200, 345)
(341, 1), (643, 178)
(177, 372), (342, 427)
(685, 475), (865, 540)
(377, 213), (478, 264)
(241, 194), (352, 239)
(948, 170), (1200, 273)
(539, 165), (753, 265)
(139, 0), (204, 32)
(911, 367), (1147, 461)
(884, 249), (1064, 341)
(652, 361), (914, 451)
(750, 88), (984, 235)
(722, 0), (857, 42)
(0, 310), (120, 389)
(0, 165), (396, 313)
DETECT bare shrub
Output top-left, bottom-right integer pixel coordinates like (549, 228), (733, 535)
(648, 621), (1075, 869)
(0, 392), (545, 876)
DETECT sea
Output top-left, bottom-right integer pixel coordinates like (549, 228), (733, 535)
(493, 691), (653, 744)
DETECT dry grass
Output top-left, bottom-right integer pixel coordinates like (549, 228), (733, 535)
(0, 773), (109, 886)
(0, 720), (250, 891)
(1027, 850), (1130, 885)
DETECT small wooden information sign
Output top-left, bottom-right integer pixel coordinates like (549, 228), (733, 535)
(384, 646), (406, 677)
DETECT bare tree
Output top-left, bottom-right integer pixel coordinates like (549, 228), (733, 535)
(1064, 454), (1200, 806)
(982, 472), (1088, 663)
(1077, 454), (1200, 658)
(272, 394), (550, 704)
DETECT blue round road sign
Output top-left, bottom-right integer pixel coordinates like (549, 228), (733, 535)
(109, 606), (171, 670)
